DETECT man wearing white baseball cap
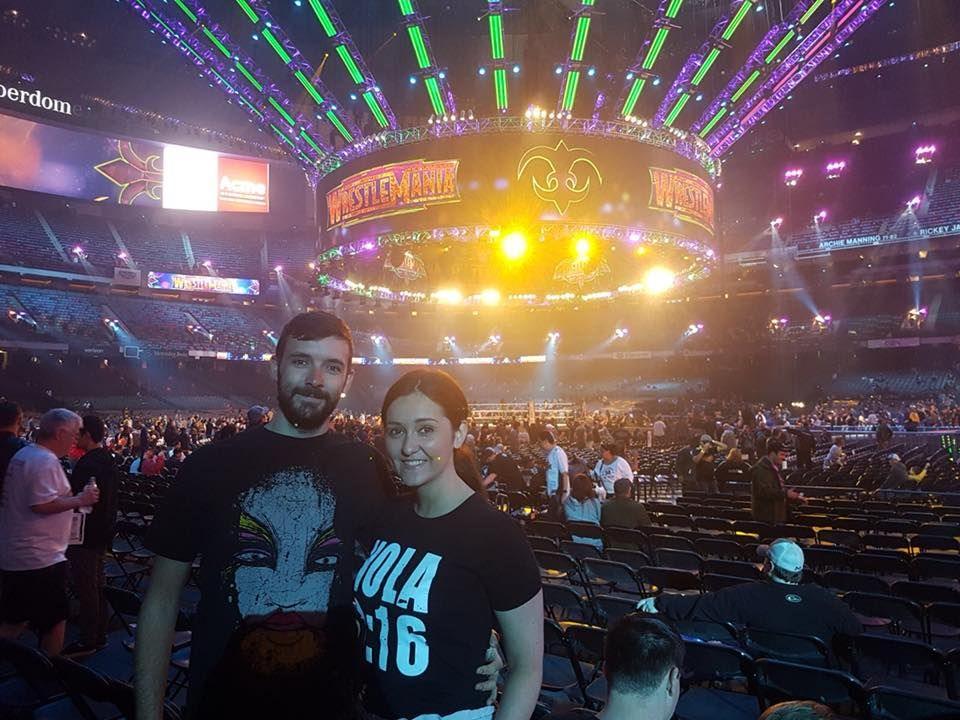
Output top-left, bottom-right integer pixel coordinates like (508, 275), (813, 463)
(636, 539), (861, 646)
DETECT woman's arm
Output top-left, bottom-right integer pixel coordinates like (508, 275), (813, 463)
(493, 591), (544, 720)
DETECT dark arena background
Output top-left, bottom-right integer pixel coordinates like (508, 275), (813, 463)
(3, 0), (960, 717)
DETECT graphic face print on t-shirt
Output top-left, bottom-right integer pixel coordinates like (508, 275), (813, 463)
(226, 468), (341, 675)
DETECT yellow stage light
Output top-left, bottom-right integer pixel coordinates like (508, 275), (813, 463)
(501, 231), (528, 260)
(644, 266), (675, 294)
(433, 288), (463, 305)
(480, 288), (501, 306)
(574, 236), (592, 260)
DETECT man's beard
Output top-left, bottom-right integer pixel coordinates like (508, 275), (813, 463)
(277, 381), (338, 430)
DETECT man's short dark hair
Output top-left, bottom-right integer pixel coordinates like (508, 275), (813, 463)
(276, 311), (353, 365)
(613, 477), (633, 496)
(81, 415), (105, 444)
(605, 616), (684, 696)
(0, 400), (21, 428)
(766, 438), (785, 455)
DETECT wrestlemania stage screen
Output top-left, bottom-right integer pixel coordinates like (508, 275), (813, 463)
(319, 132), (716, 247)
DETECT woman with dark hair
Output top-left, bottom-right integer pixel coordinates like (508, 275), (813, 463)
(561, 473), (603, 548)
(355, 369), (543, 720)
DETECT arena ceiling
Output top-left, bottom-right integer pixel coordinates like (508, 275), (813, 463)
(4, 1), (956, 176)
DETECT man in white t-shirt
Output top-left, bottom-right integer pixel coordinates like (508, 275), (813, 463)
(0, 409), (99, 655)
(539, 430), (569, 497)
(592, 443), (634, 496)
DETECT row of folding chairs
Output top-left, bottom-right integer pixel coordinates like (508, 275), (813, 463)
(545, 619), (960, 717)
(0, 638), (182, 720)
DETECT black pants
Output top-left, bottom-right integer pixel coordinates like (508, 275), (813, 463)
(67, 546), (108, 646)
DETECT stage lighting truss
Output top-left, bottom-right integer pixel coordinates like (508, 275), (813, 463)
(314, 223), (716, 308)
(327, 114), (719, 181)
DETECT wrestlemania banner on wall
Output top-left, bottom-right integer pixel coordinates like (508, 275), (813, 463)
(146, 272), (260, 295)
(319, 132), (716, 246)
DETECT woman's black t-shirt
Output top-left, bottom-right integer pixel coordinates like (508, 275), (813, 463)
(355, 492), (541, 719)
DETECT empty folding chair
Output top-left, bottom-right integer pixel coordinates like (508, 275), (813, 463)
(823, 571), (890, 595)
(918, 523), (960, 538)
(601, 548), (650, 572)
(733, 520), (775, 539)
(753, 658), (867, 715)
(693, 516), (735, 534)
(912, 555), (960, 584)
(926, 602), (960, 648)
(740, 628), (832, 668)
(803, 546), (852, 572)
(529, 520), (568, 541)
(683, 638), (755, 691)
(672, 619), (740, 643)
(912, 535), (960, 554)
(892, 581), (960, 606)
(594, 595), (638, 627)
(702, 573), (754, 592)
(564, 623), (608, 708)
(817, 529), (863, 551)
(875, 519), (920, 535)
(866, 685), (960, 720)
(848, 634), (953, 699)
(695, 537), (746, 560)
(535, 550), (589, 589)
(843, 591), (926, 639)
(771, 525), (818, 543)
(526, 535), (558, 552)
(648, 533), (697, 553)
(863, 534), (913, 553)
(601, 526), (647, 551)
(581, 558), (645, 597)
(702, 559), (762, 580)
(652, 548), (704, 573)
(50, 655), (119, 720)
(542, 619), (589, 701)
(831, 517), (872, 534)
(637, 566), (701, 596)
(560, 540), (603, 561)
(0, 638), (65, 714)
(543, 583), (594, 624)
(851, 552), (911, 579)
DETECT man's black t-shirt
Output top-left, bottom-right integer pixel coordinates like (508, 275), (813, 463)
(486, 453), (523, 492)
(69, 447), (120, 551)
(654, 579), (862, 644)
(355, 493), (541, 719)
(145, 427), (392, 719)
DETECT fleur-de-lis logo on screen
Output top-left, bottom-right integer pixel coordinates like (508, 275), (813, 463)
(517, 140), (603, 215)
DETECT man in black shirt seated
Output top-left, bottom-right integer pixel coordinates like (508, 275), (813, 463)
(549, 616), (683, 720)
(637, 539), (861, 649)
(601, 478), (652, 534)
(480, 446), (523, 492)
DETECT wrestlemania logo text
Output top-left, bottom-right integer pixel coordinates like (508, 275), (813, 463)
(326, 159), (460, 228)
(648, 167), (715, 235)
